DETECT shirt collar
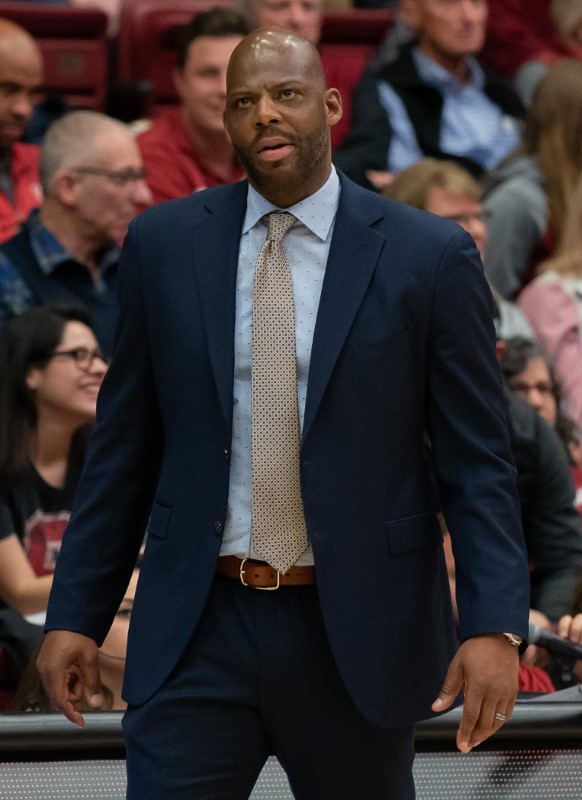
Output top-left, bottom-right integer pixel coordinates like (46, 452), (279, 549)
(242, 165), (340, 241)
(412, 47), (485, 92)
(25, 209), (120, 277)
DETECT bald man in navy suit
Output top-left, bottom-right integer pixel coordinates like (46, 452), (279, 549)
(38, 27), (529, 800)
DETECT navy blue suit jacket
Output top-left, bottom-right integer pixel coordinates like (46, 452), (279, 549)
(45, 174), (530, 727)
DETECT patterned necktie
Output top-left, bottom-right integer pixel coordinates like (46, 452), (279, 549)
(251, 212), (309, 574)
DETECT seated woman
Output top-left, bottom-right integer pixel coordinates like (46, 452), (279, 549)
(518, 172), (582, 431)
(0, 307), (107, 616)
(500, 336), (582, 468)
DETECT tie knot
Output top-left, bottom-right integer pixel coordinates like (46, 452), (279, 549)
(266, 211), (295, 243)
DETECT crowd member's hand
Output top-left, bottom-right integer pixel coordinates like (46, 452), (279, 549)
(366, 169), (394, 194)
(558, 613), (582, 644)
(522, 608), (552, 667)
(36, 630), (103, 727)
(432, 634), (519, 752)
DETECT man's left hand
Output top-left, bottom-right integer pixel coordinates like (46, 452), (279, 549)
(431, 634), (519, 752)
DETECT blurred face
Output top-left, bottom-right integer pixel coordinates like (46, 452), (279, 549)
(508, 357), (558, 427)
(224, 32), (341, 207)
(0, 36), (43, 149)
(69, 127), (151, 246)
(425, 186), (488, 256)
(26, 321), (107, 426)
(255, 0), (323, 44)
(412, 0), (488, 65)
(99, 570), (139, 663)
(174, 35), (244, 138)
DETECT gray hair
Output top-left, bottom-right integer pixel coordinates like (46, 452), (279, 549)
(39, 111), (132, 195)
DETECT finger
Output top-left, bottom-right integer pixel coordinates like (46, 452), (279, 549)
(568, 615), (582, 644)
(456, 691), (484, 753)
(81, 653), (103, 709)
(61, 699), (86, 728)
(432, 659), (463, 713)
(558, 615), (573, 639)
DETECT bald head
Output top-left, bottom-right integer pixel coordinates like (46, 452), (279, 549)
(227, 27), (326, 91)
(0, 19), (43, 149)
(224, 27), (341, 207)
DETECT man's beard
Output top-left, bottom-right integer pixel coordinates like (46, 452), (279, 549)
(234, 128), (329, 198)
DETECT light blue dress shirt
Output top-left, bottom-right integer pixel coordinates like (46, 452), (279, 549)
(378, 48), (521, 174)
(220, 166), (341, 566)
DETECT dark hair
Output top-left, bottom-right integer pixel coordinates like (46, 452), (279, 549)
(175, 7), (251, 70)
(500, 336), (580, 454)
(0, 306), (93, 481)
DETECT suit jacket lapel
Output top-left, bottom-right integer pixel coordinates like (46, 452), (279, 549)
(191, 183), (247, 437)
(303, 177), (387, 443)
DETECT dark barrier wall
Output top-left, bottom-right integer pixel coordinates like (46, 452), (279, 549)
(2, 691), (582, 798)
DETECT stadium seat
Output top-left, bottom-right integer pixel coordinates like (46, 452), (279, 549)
(0, 2), (109, 111)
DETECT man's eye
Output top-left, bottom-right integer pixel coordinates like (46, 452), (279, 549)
(281, 89), (296, 99)
(236, 98), (251, 107)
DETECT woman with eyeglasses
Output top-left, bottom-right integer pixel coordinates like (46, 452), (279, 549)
(0, 306), (107, 619)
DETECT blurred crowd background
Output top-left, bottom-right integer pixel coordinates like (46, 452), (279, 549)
(1, 0), (582, 715)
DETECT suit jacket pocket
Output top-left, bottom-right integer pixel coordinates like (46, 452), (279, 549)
(348, 326), (411, 363)
(146, 502), (173, 540)
(386, 511), (442, 556)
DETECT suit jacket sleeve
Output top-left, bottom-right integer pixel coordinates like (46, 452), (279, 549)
(45, 217), (164, 644)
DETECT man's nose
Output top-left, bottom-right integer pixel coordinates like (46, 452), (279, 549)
(11, 89), (34, 120)
(132, 178), (152, 207)
(255, 96), (282, 126)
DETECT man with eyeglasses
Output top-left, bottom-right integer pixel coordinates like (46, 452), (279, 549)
(0, 110), (151, 356)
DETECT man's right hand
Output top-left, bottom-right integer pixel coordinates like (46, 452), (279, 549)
(36, 630), (103, 727)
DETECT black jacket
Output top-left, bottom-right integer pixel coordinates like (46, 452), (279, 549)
(334, 42), (525, 189)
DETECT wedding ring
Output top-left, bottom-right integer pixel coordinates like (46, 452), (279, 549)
(494, 712), (507, 722)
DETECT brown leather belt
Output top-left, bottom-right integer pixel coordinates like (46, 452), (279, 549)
(216, 556), (315, 590)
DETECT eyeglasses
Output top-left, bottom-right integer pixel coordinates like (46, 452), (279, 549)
(50, 347), (108, 371)
(510, 381), (554, 398)
(73, 167), (148, 186)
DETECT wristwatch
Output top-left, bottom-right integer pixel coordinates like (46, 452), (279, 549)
(502, 632), (524, 647)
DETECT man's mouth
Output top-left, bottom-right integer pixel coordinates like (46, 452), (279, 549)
(257, 139), (295, 162)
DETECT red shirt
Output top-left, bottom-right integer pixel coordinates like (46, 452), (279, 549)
(137, 107), (246, 205)
(0, 142), (42, 244)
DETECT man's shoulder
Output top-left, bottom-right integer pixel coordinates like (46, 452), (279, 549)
(338, 172), (461, 244)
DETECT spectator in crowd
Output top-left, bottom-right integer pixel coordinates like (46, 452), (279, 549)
(388, 158), (533, 340)
(0, 19), (43, 244)
(238, 0), (323, 43)
(481, 0), (582, 106)
(517, 172), (582, 431)
(10, 568), (139, 712)
(0, 111), (150, 355)
(501, 337), (582, 466)
(136, 8), (250, 205)
(0, 304), (105, 702)
(69, 0), (121, 37)
(334, 0), (524, 191)
(0, 307), (106, 618)
(482, 60), (582, 300)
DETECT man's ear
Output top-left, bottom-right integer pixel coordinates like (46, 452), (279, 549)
(52, 169), (80, 208)
(324, 88), (343, 128)
(172, 67), (186, 102)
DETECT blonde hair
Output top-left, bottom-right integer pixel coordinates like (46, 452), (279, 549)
(541, 172), (582, 278)
(388, 158), (481, 208)
(523, 60), (582, 244)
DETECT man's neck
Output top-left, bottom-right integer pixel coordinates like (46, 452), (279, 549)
(417, 42), (472, 84)
(181, 108), (238, 182)
(39, 201), (105, 283)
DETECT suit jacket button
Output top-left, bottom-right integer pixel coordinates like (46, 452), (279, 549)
(213, 521), (223, 534)
(224, 449), (230, 461)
